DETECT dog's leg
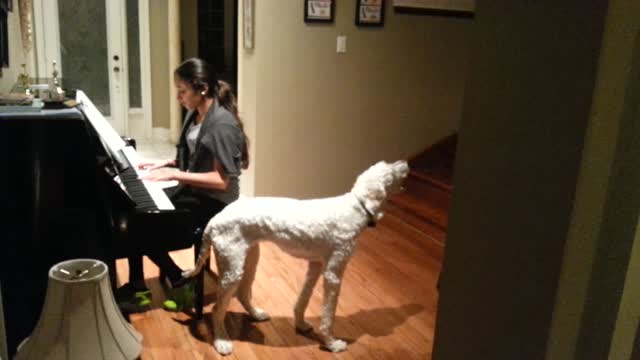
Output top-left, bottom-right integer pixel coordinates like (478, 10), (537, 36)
(211, 244), (245, 355)
(319, 256), (348, 352)
(212, 279), (239, 355)
(294, 261), (323, 333)
(237, 245), (270, 321)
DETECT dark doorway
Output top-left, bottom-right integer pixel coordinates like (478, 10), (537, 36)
(198, 0), (238, 91)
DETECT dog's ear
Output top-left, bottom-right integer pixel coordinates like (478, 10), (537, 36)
(371, 181), (387, 199)
(365, 198), (384, 220)
(365, 185), (387, 220)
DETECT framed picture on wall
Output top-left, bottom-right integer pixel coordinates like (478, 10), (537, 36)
(304, 0), (335, 23)
(243, 0), (254, 49)
(356, 0), (385, 26)
(393, 0), (474, 17)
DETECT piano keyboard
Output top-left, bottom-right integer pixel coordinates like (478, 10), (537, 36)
(120, 146), (176, 211)
(77, 90), (175, 211)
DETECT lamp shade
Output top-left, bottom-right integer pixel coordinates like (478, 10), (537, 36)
(14, 259), (142, 360)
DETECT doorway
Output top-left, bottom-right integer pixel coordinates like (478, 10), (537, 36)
(197, 0), (238, 90)
(34, 0), (151, 137)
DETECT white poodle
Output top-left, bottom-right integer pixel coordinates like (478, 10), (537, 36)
(183, 160), (409, 355)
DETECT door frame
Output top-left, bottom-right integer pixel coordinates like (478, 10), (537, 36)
(33, 0), (152, 138)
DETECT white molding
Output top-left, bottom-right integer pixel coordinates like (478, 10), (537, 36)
(152, 127), (171, 142)
(127, 108), (145, 139)
(168, 0), (181, 144)
(139, 0), (153, 139)
(106, 0), (127, 134)
(118, 0), (130, 135)
(33, 0), (61, 78)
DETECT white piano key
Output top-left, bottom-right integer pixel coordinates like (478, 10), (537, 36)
(121, 146), (175, 210)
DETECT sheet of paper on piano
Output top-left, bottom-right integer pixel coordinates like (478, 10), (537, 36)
(77, 90), (175, 210)
(76, 91), (126, 152)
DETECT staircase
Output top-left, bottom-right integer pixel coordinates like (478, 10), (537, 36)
(384, 134), (457, 263)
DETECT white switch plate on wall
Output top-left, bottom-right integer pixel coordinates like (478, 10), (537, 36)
(337, 36), (347, 53)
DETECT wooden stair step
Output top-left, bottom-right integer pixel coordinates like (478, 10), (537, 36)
(389, 191), (449, 230)
(384, 201), (447, 246)
(385, 192), (448, 246)
(377, 212), (445, 263)
(409, 134), (457, 174)
(409, 168), (453, 192)
(404, 172), (452, 210)
(387, 133), (457, 247)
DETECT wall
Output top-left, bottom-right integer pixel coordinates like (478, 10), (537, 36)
(150, 0), (170, 130)
(610, 201), (640, 359)
(432, 1), (608, 359)
(239, 0), (471, 198)
(237, 0), (256, 196)
(0, 0), (33, 92)
(546, 1), (640, 359)
(180, 0), (198, 60)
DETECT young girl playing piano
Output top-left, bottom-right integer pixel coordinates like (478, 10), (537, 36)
(116, 58), (249, 312)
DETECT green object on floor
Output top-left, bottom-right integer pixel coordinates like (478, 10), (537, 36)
(137, 295), (151, 307)
(163, 284), (194, 312)
(163, 299), (179, 311)
(134, 289), (151, 300)
(116, 284), (152, 313)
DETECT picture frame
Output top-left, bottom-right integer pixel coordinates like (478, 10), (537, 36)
(304, 0), (335, 23)
(356, 0), (385, 27)
(393, 0), (474, 17)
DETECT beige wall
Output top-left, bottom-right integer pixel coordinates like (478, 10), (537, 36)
(611, 202), (640, 359)
(546, 1), (640, 359)
(432, 1), (610, 359)
(180, 0), (198, 60)
(238, 0), (257, 196)
(150, 0), (170, 129)
(239, 0), (471, 198)
(0, 0), (32, 92)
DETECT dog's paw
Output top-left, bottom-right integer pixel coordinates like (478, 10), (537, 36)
(325, 339), (347, 353)
(214, 338), (233, 355)
(295, 321), (313, 333)
(250, 308), (271, 322)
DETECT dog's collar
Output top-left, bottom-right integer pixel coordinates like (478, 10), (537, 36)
(354, 194), (376, 228)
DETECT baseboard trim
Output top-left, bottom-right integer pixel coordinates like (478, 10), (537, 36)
(152, 127), (171, 142)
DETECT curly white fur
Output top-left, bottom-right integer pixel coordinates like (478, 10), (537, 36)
(183, 160), (409, 355)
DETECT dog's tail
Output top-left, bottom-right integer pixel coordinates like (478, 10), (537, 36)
(184, 221), (216, 278)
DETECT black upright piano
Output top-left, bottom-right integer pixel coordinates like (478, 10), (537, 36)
(0, 91), (194, 357)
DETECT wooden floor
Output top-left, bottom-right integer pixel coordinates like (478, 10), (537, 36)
(116, 215), (442, 360)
